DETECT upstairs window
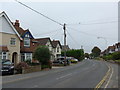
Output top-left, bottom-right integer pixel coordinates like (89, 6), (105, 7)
(24, 38), (30, 47)
(10, 38), (16, 45)
(57, 47), (59, 52)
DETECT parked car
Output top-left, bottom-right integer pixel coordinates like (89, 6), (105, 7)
(1, 59), (14, 75)
(57, 57), (71, 65)
(70, 58), (78, 63)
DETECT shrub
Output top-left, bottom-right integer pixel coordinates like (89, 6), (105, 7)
(112, 52), (120, 60)
(15, 62), (29, 74)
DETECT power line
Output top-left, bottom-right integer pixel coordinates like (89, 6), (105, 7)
(67, 26), (98, 37)
(80, 21), (118, 25)
(15, 0), (63, 26)
(67, 31), (80, 47)
(67, 20), (118, 26)
(67, 26), (117, 41)
(33, 28), (61, 36)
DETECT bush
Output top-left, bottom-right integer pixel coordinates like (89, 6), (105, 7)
(25, 60), (32, 65)
(15, 62), (29, 74)
(112, 52), (120, 60)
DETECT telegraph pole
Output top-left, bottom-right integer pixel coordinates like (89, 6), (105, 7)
(63, 23), (67, 66)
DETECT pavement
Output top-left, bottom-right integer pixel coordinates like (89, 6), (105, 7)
(1, 59), (119, 88)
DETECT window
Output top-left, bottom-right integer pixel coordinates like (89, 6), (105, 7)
(57, 47), (59, 52)
(21, 53), (25, 61)
(26, 53), (32, 61)
(0, 51), (2, 61)
(10, 38), (16, 45)
(25, 34), (30, 38)
(24, 38), (30, 47)
(2, 52), (6, 59)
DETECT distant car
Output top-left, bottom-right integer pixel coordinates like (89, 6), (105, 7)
(70, 58), (78, 63)
(1, 59), (14, 75)
(52, 60), (64, 65)
(57, 57), (71, 65)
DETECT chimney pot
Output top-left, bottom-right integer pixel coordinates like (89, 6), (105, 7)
(15, 20), (20, 27)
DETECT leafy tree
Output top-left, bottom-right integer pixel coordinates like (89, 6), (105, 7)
(33, 46), (51, 69)
(91, 46), (101, 57)
(61, 49), (84, 61)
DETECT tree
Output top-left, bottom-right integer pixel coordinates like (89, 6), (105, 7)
(91, 46), (101, 57)
(61, 49), (84, 61)
(33, 46), (51, 68)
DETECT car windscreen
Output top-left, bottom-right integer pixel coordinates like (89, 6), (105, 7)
(2, 61), (12, 65)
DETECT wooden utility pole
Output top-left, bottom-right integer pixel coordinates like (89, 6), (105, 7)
(63, 23), (67, 66)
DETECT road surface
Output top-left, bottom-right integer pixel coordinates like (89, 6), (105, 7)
(2, 59), (119, 88)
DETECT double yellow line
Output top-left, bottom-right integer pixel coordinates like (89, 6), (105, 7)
(94, 64), (111, 90)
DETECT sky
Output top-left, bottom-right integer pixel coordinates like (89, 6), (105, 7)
(0, 0), (119, 53)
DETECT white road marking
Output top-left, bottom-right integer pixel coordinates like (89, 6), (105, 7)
(56, 73), (73, 80)
(104, 65), (114, 88)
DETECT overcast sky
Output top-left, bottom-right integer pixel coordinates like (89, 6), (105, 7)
(1, 0), (119, 53)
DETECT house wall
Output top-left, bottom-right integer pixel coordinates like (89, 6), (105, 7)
(0, 32), (20, 64)
(53, 44), (61, 59)
(0, 15), (20, 64)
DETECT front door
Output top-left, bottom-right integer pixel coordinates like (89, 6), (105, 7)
(12, 52), (17, 65)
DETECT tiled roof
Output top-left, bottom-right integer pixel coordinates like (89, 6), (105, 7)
(108, 46), (115, 51)
(0, 46), (9, 52)
(51, 40), (62, 48)
(14, 25), (25, 36)
(34, 38), (50, 46)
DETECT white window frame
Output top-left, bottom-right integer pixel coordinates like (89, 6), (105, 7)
(10, 38), (16, 45)
(24, 38), (30, 47)
(25, 53), (32, 61)
(2, 52), (8, 59)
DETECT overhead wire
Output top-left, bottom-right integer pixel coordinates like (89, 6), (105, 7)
(15, 0), (63, 26)
(67, 26), (117, 41)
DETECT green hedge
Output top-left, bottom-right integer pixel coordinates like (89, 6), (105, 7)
(102, 52), (120, 60)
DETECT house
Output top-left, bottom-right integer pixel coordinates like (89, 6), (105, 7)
(13, 20), (36, 62)
(107, 46), (115, 54)
(34, 38), (54, 61)
(51, 40), (62, 59)
(0, 12), (22, 65)
(115, 42), (120, 52)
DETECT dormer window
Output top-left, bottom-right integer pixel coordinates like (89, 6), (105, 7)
(25, 34), (30, 38)
(24, 34), (30, 47)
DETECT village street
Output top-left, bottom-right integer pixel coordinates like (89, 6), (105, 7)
(2, 59), (119, 88)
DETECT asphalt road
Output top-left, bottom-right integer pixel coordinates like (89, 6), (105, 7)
(2, 59), (118, 88)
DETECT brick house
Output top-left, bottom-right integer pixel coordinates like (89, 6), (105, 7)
(13, 20), (35, 62)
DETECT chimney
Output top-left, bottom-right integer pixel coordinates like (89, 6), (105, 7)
(15, 20), (20, 27)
